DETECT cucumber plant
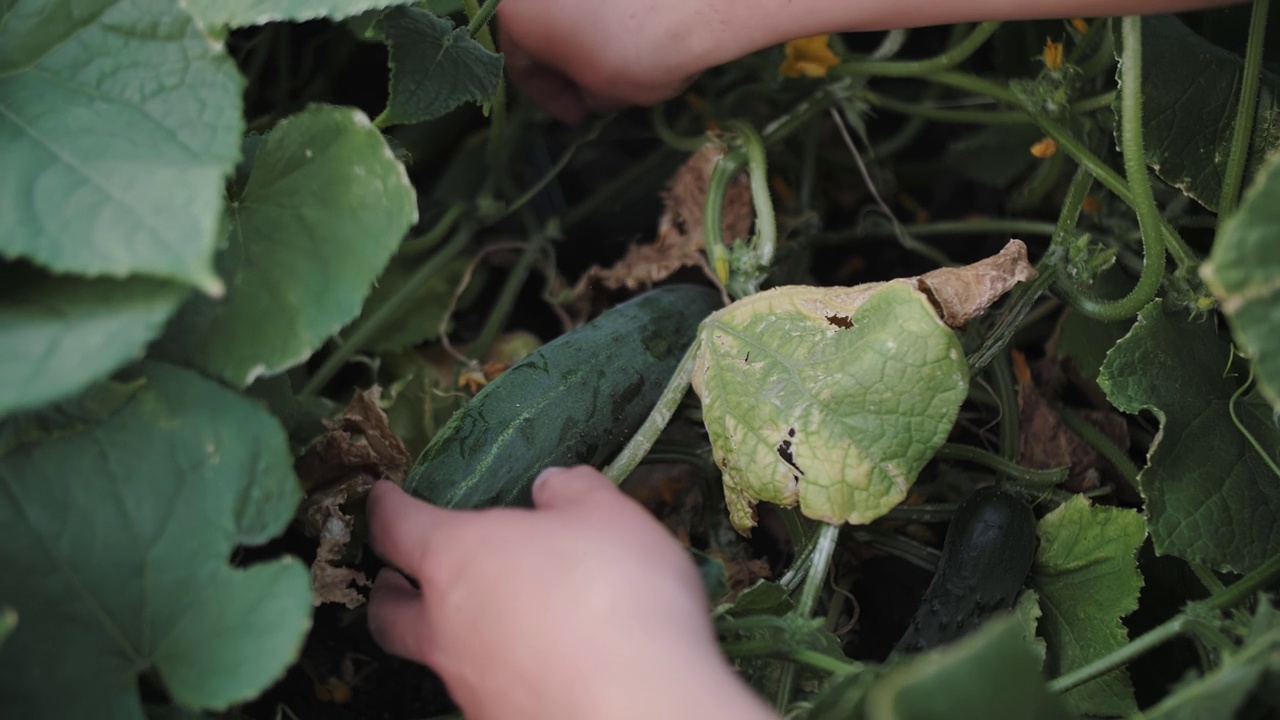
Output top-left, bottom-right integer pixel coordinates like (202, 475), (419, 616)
(4, 1), (1280, 719)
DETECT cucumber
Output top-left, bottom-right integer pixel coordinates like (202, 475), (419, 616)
(893, 485), (1036, 654)
(403, 284), (722, 509)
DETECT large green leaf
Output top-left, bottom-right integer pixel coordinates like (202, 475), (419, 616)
(1117, 14), (1280, 212)
(0, 378), (144, 456)
(370, 6), (504, 127)
(186, 0), (417, 27)
(1203, 153), (1280, 410)
(155, 104), (417, 386)
(1099, 302), (1280, 573)
(0, 265), (187, 416)
(1029, 495), (1146, 717)
(865, 616), (1076, 720)
(0, 0), (241, 291)
(0, 363), (310, 717)
(692, 281), (968, 533)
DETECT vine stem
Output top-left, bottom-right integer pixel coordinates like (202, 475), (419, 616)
(776, 522), (841, 711)
(1049, 551), (1280, 694)
(468, 228), (545, 360)
(488, 115), (609, 224)
(837, 22), (1001, 77)
(1054, 17), (1166, 322)
(301, 219), (472, 397)
(725, 119), (777, 295)
(1055, 404), (1140, 486)
(934, 443), (1068, 487)
(1217, 0), (1271, 217)
(465, 0), (500, 37)
(603, 346), (698, 483)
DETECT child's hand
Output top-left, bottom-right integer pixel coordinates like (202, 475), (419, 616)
(366, 466), (776, 720)
(496, 0), (749, 123)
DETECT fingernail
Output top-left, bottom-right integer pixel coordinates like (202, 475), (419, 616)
(533, 466), (568, 492)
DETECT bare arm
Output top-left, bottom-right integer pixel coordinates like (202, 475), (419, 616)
(497, 0), (1248, 122)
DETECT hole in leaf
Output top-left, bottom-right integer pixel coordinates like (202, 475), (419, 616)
(776, 430), (804, 475)
(825, 314), (853, 329)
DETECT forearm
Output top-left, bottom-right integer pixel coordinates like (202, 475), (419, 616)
(704, 0), (1248, 70)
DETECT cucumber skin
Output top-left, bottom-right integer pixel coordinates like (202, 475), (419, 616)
(403, 284), (722, 509)
(894, 486), (1036, 654)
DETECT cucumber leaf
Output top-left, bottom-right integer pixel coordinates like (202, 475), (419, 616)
(865, 616), (1076, 720)
(154, 104), (417, 387)
(367, 6), (505, 127)
(692, 281), (968, 532)
(1029, 495), (1146, 717)
(0, 363), (310, 718)
(1098, 302), (1280, 573)
(185, 0), (418, 27)
(0, 265), (188, 416)
(1115, 14), (1280, 211)
(0, 0), (241, 292)
(1203, 153), (1280, 411)
(1142, 597), (1280, 720)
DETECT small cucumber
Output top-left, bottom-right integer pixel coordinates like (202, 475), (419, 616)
(403, 284), (722, 509)
(893, 485), (1036, 654)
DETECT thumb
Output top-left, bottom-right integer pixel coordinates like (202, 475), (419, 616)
(531, 465), (622, 510)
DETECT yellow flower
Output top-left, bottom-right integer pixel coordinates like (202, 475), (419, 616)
(1071, 18), (1090, 33)
(1030, 137), (1058, 158)
(1043, 38), (1065, 72)
(781, 35), (840, 78)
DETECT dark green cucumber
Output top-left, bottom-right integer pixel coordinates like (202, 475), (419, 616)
(893, 485), (1036, 654)
(403, 284), (722, 509)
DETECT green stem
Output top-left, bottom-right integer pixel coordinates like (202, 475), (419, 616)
(490, 116), (609, 223)
(1077, 19), (1117, 80)
(301, 222), (473, 396)
(465, 0), (500, 37)
(861, 89), (1114, 125)
(651, 103), (707, 152)
(989, 355), (1020, 466)
(935, 444), (1068, 487)
(1205, 552), (1280, 611)
(838, 22), (1001, 77)
(397, 204), (468, 255)
(1048, 615), (1189, 694)
(1050, 551), (1280, 694)
(703, 145), (738, 283)
(462, 0), (497, 49)
(603, 346), (698, 483)
(726, 120), (777, 293)
(776, 522), (841, 711)
(967, 167), (1088, 375)
(862, 91), (1030, 125)
(1052, 18), (1167, 322)
(1217, 0), (1271, 217)
(1055, 405), (1140, 486)
(719, 639), (862, 674)
(796, 524), (840, 617)
(469, 231), (543, 360)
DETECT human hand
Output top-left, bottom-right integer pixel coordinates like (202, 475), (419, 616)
(366, 466), (776, 720)
(496, 0), (753, 123)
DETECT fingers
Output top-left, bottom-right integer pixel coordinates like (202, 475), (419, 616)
(366, 480), (453, 573)
(500, 29), (588, 124)
(531, 465), (625, 511)
(367, 568), (429, 664)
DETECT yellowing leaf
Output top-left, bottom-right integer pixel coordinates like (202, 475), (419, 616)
(691, 242), (1033, 533)
(692, 282), (967, 532)
(781, 35), (840, 78)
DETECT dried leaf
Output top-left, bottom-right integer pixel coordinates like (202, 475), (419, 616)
(917, 239), (1037, 327)
(310, 508), (370, 609)
(573, 145), (751, 298)
(295, 386), (411, 535)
